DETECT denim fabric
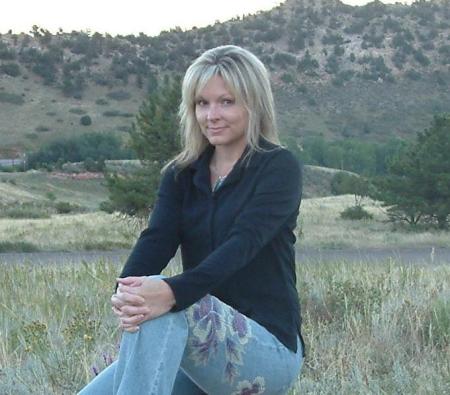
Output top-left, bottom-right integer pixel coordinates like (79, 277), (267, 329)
(79, 289), (302, 394)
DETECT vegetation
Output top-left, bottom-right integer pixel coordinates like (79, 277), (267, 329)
(0, 258), (448, 393)
(104, 76), (181, 218)
(1, 195), (449, 253)
(26, 132), (134, 169)
(372, 115), (450, 229)
(1, 0), (450, 154)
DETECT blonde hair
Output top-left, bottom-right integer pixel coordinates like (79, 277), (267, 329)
(166, 45), (280, 171)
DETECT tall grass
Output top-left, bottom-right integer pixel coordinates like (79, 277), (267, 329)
(0, 259), (448, 394)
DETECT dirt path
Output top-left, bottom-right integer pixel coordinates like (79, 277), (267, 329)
(1, 246), (449, 265)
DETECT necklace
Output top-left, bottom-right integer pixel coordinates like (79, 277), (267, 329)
(210, 163), (232, 179)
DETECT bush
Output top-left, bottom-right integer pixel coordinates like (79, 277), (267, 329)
(54, 201), (82, 214)
(0, 62), (20, 77)
(95, 98), (109, 105)
(83, 157), (105, 172)
(80, 115), (92, 126)
(106, 90), (131, 101)
(69, 108), (87, 115)
(0, 91), (24, 105)
(35, 126), (51, 133)
(0, 202), (52, 219)
(340, 205), (373, 220)
(27, 132), (134, 168)
(0, 241), (40, 252)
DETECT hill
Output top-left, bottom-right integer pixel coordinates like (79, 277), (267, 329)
(1, 0), (449, 157)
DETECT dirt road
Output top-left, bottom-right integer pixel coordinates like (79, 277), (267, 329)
(1, 246), (449, 266)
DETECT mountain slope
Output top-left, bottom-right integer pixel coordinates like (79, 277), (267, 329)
(1, 0), (449, 157)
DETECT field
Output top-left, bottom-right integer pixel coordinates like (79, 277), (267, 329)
(1, 194), (449, 253)
(1, 172), (449, 394)
(0, 258), (449, 394)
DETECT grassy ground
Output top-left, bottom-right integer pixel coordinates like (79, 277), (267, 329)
(0, 212), (136, 252)
(1, 195), (448, 253)
(299, 195), (450, 249)
(0, 171), (107, 210)
(0, 259), (448, 394)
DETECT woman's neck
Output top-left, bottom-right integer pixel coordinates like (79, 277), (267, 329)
(210, 144), (247, 175)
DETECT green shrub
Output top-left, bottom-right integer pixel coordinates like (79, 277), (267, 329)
(0, 62), (20, 77)
(83, 157), (105, 172)
(95, 98), (109, 105)
(80, 115), (92, 126)
(35, 126), (51, 132)
(0, 91), (24, 105)
(340, 205), (373, 220)
(54, 201), (82, 214)
(0, 241), (40, 252)
(69, 108), (87, 115)
(102, 110), (120, 117)
(0, 202), (52, 219)
(106, 90), (131, 101)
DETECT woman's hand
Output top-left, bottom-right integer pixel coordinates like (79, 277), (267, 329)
(111, 277), (176, 332)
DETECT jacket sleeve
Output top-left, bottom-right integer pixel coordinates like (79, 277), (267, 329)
(119, 165), (182, 279)
(164, 150), (302, 311)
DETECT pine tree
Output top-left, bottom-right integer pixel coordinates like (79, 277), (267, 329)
(372, 114), (450, 229)
(104, 75), (181, 218)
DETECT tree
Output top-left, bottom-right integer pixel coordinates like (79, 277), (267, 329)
(331, 173), (371, 207)
(104, 75), (181, 218)
(372, 115), (450, 229)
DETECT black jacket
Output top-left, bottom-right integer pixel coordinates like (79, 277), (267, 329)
(119, 139), (303, 352)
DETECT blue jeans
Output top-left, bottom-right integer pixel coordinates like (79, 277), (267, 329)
(78, 281), (303, 394)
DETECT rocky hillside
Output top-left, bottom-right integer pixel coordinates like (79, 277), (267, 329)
(0, 0), (449, 157)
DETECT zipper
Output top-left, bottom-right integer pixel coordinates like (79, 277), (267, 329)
(209, 190), (218, 250)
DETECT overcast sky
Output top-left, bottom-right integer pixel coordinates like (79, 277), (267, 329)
(2, 0), (415, 37)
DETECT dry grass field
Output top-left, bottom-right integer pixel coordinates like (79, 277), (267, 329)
(1, 194), (449, 253)
(0, 258), (449, 394)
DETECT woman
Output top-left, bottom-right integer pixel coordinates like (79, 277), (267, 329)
(79, 45), (304, 395)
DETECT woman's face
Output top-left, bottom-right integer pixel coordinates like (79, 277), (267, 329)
(195, 75), (249, 152)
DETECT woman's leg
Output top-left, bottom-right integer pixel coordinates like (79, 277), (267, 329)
(79, 363), (205, 395)
(180, 295), (303, 395)
(79, 293), (302, 394)
(78, 361), (116, 395)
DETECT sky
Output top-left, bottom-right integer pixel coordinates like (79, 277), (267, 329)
(1, 0), (415, 37)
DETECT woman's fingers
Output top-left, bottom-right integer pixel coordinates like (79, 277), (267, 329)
(120, 313), (145, 326)
(120, 304), (149, 317)
(116, 276), (144, 287)
(113, 291), (145, 306)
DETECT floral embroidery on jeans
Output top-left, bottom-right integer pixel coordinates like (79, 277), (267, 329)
(186, 296), (226, 364)
(187, 296), (253, 384)
(230, 307), (252, 345)
(232, 376), (266, 395)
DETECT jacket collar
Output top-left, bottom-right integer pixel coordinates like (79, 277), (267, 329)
(190, 138), (279, 194)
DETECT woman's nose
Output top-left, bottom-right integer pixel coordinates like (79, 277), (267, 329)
(207, 104), (220, 121)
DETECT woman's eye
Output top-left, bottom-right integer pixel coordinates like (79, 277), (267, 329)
(222, 99), (234, 105)
(196, 100), (207, 106)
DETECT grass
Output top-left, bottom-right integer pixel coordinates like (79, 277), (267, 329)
(1, 195), (449, 252)
(0, 212), (136, 252)
(299, 195), (450, 249)
(0, 259), (448, 394)
(0, 171), (108, 211)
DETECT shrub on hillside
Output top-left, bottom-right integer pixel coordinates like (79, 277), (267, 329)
(80, 115), (92, 126)
(340, 205), (373, 220)
(106, 90), (131, 101)
(0, 62), (20, 77)
(0, 202), (52, 219)
(54, 201), (83, 214)
(0, 92), (24, 105)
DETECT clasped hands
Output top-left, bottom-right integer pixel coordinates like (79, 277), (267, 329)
(111, 276), (176, 332)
